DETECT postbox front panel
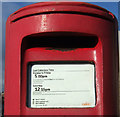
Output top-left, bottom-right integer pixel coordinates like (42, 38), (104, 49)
(27, 62), (95, 108)
(21, 35), (103, 115)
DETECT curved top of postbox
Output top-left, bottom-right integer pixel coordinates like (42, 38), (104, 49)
(9, 2), (115, 23)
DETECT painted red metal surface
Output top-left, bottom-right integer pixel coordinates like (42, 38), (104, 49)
(5, 2), (118, 116)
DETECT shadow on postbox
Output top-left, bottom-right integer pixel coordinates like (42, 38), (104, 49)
(5, 2), (119, 116)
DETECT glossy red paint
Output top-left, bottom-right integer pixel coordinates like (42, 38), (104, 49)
(5, 2), (118, 116)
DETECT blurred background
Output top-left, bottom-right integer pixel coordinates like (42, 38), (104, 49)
(1, 1), (119, 116)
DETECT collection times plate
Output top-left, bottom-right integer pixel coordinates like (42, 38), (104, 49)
(29, 64), (95, 108)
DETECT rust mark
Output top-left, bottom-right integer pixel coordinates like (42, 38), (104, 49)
(46, 48), (77, 52)
(52, 8), (55, 11)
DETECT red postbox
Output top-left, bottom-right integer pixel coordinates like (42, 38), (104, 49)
(5, 2), (119, 116)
